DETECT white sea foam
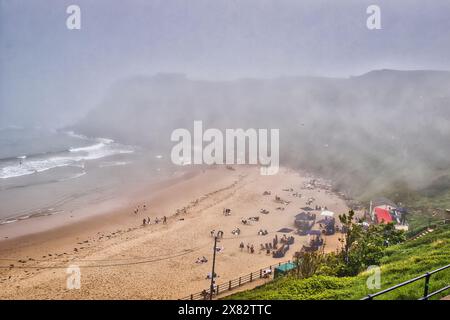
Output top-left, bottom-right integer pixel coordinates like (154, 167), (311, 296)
(0, 137), (134, 179)
(0, 219), (18, 225)
(69, 142), (107, 153)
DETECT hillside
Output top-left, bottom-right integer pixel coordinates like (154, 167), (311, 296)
(71, 70), (450, 201)
(226, 223), (450, 300)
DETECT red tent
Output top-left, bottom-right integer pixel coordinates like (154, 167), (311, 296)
(375, 207), (393, 224)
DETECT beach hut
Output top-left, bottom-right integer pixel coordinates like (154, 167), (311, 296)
(374, 207), (393, 224)
(369, 197), (397, 220)
(274, 262), (296, 278)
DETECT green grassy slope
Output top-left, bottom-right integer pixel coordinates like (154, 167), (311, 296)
(226, 224), (450, 300)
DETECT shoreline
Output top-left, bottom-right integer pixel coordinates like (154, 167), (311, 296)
(0, 165), (356, 299)
(0, 166), (200, 244)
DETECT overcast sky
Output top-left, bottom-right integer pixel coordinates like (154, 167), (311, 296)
(1, 0), (450, 127)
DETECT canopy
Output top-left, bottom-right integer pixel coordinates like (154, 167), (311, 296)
(275, 262), (296, 272)
(274, 262), (296, 278)
(320, 210), (335, 217)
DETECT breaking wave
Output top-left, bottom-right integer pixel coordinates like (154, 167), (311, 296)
(0, 134), (134, 179)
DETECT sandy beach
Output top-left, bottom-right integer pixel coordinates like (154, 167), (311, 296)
(0, 165), (354, 299)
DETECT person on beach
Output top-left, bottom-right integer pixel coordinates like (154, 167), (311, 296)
(147, 217), (151, 224)
(212, 281), (217, 295)
(155, 217), (160, 224)
(163, 216), (167, 224)
(239, 242), (244, 251)
(142, 218), (146, 226)
(210, 230), (215, 237)
(250, 245), (254, 254)
(196, 257), (208, 264)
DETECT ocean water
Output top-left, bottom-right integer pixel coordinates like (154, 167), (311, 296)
(0, 128), (133, 180)
(0, 128), (168, 226)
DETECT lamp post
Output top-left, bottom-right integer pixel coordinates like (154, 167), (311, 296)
(209, 234), (218, 300)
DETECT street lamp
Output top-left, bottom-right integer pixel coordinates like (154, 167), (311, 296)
(209, 232), (220, 300)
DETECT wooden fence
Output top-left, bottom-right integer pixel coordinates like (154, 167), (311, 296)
(180, 260), (292, 300)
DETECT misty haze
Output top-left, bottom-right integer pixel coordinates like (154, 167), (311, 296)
(0, 0), (449, 302)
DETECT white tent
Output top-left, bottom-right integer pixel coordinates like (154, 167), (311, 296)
(320, 210), (335, 217)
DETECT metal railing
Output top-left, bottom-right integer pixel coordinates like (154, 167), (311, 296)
(361, 263), (450, 300)
(181, 260), (291, 300)
(407, 218), (450, 241)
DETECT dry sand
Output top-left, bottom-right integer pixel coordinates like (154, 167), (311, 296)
(0, 165), (355, 299)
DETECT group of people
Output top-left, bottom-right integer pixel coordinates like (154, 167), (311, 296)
(142, 215), (167, 226)
(195, 256), (208, 264)
(133, 204), (168, 227)
(280, 234), (295, 245)
(201, 281), (218, 299)
(239, 242), (255, 254)
(231, 228), (241, 235)
(257, 229), (268, 235)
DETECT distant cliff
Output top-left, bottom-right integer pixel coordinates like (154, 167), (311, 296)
(71, 70), (450, 198)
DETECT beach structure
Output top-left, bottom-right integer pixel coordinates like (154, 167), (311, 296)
(320, 217), (336, 235)
(295, 212), (316, 220)
(274, 262), (296, 278)
(374, 207), (393, 224)
(369, 197), (397, 220)
(369, 197), (408, 229)
(295, 212), (316, 235)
